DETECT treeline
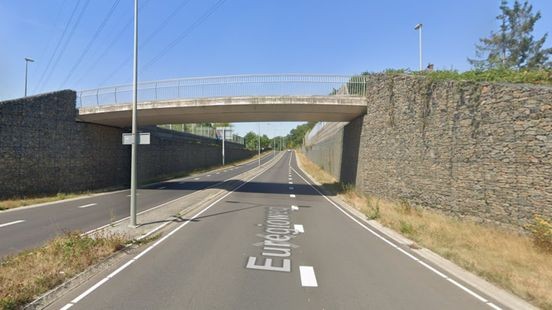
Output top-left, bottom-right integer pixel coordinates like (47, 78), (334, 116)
(243, 122), (317, 151)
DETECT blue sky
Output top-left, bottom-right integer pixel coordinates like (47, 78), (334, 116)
(1, 0), (551, 137)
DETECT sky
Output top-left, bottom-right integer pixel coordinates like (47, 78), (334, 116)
(1, 0), (551, 137)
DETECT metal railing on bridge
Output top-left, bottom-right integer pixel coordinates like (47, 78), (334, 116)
(77, 74), (368, 107)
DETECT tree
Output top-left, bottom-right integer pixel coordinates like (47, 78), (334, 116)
(468, 0), (552, 69)
(244, 131), (258, 151)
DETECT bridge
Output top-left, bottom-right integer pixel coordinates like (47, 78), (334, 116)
(76, 74), (368, 127)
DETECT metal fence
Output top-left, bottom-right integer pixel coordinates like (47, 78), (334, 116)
(77, 74), (368, 107)
(158, 124), (245, 145)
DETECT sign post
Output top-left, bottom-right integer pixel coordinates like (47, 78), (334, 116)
(216, 127), (232, 166)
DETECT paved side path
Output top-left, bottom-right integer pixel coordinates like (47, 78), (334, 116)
(47, 151), (506, 310)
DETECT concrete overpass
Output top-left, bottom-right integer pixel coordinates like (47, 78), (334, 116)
(76, 74), (368, 127)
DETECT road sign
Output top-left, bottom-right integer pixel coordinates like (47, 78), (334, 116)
(122, 132), (150, 145)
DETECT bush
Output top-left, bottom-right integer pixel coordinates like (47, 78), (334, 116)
(527, 215), (552, 253)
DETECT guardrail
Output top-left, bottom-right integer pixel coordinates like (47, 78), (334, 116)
(76, 74), (368, 107)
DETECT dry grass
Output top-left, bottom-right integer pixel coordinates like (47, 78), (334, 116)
(0, 232), (126, 310)
(296, 151), (552, 309)
(0, 193), (84, 211)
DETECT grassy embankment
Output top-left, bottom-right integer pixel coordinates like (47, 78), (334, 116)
(296, 151), (552, 309)
(0, 232), (126, 310)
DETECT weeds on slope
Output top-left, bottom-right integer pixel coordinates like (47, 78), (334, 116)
(0, 232), (126, 310)
(296, 151), (552, 309)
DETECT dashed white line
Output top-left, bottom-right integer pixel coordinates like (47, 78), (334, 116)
(299, 266), (318, 287)
(294, 224), (304, 233)
(291, 205), (299, 211)
(0, 220), (25, 228)
(78, 203), (98, 209)
(290, 194), (296, 198)
(289, 186), (294, 190)
(288, 181), (293, 184)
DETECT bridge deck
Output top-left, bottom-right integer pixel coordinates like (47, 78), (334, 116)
(77, 96), (367, 127)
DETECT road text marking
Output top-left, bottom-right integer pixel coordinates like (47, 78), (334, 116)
(299, 266), (318, 287)
(0, 220), (25, 228)
(78, 203), (98, 209)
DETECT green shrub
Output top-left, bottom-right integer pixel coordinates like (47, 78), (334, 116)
(527, 215), (552, 253)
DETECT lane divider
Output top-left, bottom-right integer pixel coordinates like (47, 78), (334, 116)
(290, 194), (296, 198)
(299, 266), (318, 287)
(294, 224), (304, 233)
(0, 220), (25, 228)
(291, 205), (299, 211)
(78, 203), (98, 209)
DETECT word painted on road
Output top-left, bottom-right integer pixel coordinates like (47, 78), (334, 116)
(246, 206), (300, 273)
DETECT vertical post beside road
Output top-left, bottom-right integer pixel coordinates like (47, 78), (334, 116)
(129, 0), (139, 228)
(222, 128), (225, 166)
(258, 122), (261, 168)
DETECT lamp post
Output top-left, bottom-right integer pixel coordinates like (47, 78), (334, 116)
(129, 0), (139, 227)
(24, 58), (34, 96)
(258, 122), (261, 168)
(414, 23), (423, 71)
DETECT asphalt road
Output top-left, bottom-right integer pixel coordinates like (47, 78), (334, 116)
(47, 151), (506, 310)
(0, 153), (275, 257)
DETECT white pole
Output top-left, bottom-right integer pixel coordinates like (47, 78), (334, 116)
(258, 123), (261, 167)
(415, 23), (423, 71)
(222, 128), (225, 166)
(129, 0), (139, 227)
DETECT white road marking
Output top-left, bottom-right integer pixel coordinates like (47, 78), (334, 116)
(0, 220), (25, 228)
(294, 224), (304, 233)
(291, 205), (299, 211)
(158, 186), (166, 190)
(289, 181), (293, 184)
(126, 194), (140, 197)
(290, 194), (296, 198)
(288, 178), (292, 181)
(290, 166), (502, 310)
(216, 172), (220, 175)
(299, 266), (318, 287)
(194, 178), (199, 180)
(207, 175), (211, 177)
(78, 203), (98, 209)
(64, 153), (284, 309)
(289, 186), (294, 190)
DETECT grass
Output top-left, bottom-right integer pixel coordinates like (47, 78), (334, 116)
(377, 68), (552, 85)
(0, 193), (85, 211)
(296, 151), (552, 309)
(0, 232), (126, 310)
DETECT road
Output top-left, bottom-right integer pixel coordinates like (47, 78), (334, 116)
(0, 153), (275, 257)
(48, 151), (505, 310)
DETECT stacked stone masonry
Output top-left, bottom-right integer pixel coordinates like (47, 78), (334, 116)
(0, 90), (253, 199)
(304, 74), (551, 228)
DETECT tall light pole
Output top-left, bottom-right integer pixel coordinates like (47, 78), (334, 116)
(415, 23), (423, 71)
(129, 0), (139, 227)
(258, 122), (261, 167)
(24, 58), (34, 97)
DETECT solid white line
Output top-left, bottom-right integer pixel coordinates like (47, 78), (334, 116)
(299, 266), (318, 287)
(59, 303), (73, 310)
(291, 205), (299, 211)
(63, 154), (285, 309)
(290, 163), (502, 309)
(290, 194), (296, 198)
(0, 220), (25, 228)
(294, 224), (304, 233)
(78, 203), (98, 209)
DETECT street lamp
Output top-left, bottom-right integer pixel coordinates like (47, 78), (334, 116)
(258, 122), (261, 168)
(24, 58), (34, 96)
(414, 23), (423, 71)
(129, 0), (139, 227)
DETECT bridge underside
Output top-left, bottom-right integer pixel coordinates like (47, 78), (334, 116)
(77, 96), (367, 127)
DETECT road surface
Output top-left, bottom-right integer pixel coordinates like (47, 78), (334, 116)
(0, 154), (274, 257)
(47, 151), (505, 310)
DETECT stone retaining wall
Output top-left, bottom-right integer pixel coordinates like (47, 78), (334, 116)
(0, 90), (253, 199)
